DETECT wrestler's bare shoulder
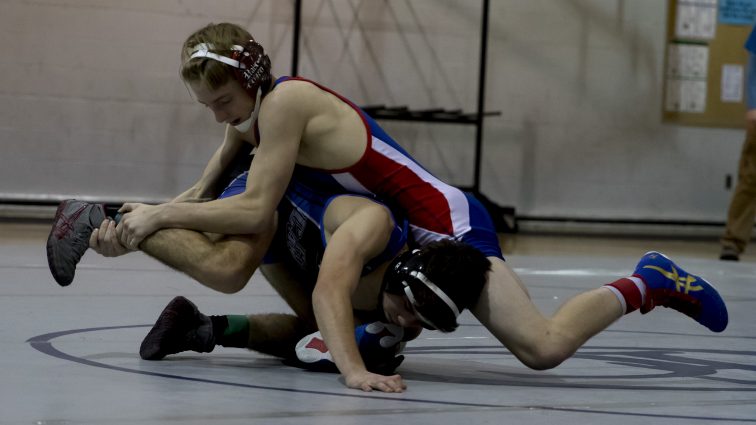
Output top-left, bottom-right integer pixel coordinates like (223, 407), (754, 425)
(265, 79), (356, 118)
(265, 79), (328, 109)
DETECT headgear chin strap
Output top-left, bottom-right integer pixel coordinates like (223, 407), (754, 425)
(233, 87), (262, 133)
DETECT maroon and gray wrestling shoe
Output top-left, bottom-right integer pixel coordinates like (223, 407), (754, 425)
(46, 199), (106, 286)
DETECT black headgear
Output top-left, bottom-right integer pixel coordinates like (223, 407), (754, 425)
(382, 249), (461, 332)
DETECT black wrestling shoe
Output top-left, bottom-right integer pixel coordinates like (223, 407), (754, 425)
(46, 199), (106, 286)
(139, 296), (215, 360)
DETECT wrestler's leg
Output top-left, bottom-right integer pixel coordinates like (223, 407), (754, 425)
(243, 312), (314, 358)
(138, 226), (275, 294)
(259, 263), (316, 326)
(140, 296), (313, 360)
(471, 257), (622, 370)
(87, 206), (277, 293)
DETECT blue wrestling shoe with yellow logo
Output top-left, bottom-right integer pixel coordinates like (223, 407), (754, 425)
(633, 251), (728, 332)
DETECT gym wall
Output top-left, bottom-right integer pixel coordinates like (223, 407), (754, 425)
(0, 0), (745, 224)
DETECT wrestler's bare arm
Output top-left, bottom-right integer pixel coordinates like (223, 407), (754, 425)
(92, 126), (249, 255)
(172, 125), (248, 203)
(117, 85), (312, 246)
(311, 198), (406, 393)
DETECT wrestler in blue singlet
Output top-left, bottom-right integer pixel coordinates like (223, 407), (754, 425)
(218, 170), (408, 281)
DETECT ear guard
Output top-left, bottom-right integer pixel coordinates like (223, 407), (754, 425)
(383, 249), (461, 332)
(228, 40), (272, 99)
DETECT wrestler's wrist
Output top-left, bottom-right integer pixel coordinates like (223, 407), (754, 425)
(155, 203), (176, 228)
(341, 361), (369, 379)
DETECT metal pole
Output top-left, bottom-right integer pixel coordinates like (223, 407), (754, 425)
(292, 0), (302, 76)
(473, 0), (490, 193)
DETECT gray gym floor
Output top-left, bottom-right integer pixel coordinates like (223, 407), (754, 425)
(2, 222), (754, 424)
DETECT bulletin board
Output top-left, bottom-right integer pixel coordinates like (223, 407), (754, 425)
(663, 0), (751, 128)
